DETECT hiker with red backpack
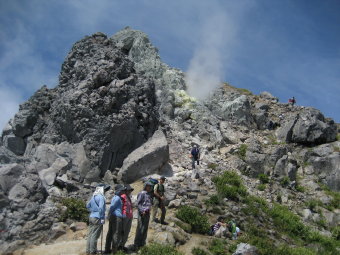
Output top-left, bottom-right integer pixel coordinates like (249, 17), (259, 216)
(152, 176), (168, 225)
(120, 184), (134, 251)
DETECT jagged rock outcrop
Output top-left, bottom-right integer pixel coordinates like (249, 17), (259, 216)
(276, 107), (337, 145)
(0, 27), (339, 254)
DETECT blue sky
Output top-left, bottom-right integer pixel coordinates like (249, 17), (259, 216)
(0, 0), (339, 129)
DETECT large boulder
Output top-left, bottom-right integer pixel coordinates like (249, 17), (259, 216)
(308, 147), (340, 191)
(273, 155), (298, 181)
(2, 134), (26, 155)
(276, 107), (337, 145)
(233, 243), (258, 255)
(118, 130), (169, 183)
(0, 164), (25, 194)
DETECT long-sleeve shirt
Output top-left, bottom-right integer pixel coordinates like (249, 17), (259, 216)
(137, 191), (152, 214)
(108, 195), (123, 218)
(121, 193), (133, 219)
(87, 194), (106, 220)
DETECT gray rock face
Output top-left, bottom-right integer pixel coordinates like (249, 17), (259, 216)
(3, 134), (26, 155)
(118, 130), (169, 183)
(276, 107), (337, 145)
(307, 143), (340, 191)
(273, 155), (298, 181)
(233, 243), (258, 255)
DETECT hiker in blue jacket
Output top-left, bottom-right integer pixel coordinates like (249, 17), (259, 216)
(86, 184), (110, 255)
(191, 144), (200, 169)
(104, 184), (126, 254)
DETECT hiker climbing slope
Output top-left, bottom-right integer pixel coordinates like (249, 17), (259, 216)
(86, 184), (110, 255)
(152, 176), (168, 225)
(191, 144), (200, 169)
(134, 182), (153, 249)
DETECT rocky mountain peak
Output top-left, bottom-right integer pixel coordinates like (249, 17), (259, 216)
(0, 28), (339, 254)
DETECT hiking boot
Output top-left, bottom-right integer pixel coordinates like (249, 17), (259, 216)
(153, 218), (160, 223)
(161, 221), (168, 225)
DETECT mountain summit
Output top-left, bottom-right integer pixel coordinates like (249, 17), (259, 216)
(0, 28), (339, 254)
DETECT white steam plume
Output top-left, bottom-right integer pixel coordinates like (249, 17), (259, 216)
(185, 11), (228, 100)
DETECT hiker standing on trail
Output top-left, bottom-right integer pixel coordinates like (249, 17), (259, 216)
(191, 144), (200, 169)
(134, 182), (153, 249)
(120, 184), (134, 251)
(104, 185), (126, 254)
(152, 176), (168, 225)
(86, 184), (110, 255)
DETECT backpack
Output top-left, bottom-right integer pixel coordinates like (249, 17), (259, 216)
(208, 224), (215, 236)
(228, 221), (236, 233)
(143, 177), (159, 196)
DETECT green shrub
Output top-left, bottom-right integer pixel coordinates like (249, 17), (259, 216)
(140, 243), (183, 255)
(280, 176), (290, 187)
(208, 163), (218, 170)
(60, 197), (88, 222)
(258, 173), (269, 184)
(208, 239), (228, 255)
(331, 226), (340, 240)
(295, 184), (306, 193)
(212, 171), (247, 201)
(336, 134), (340, 141)
(305, 199), (322, 212)
(192, 247), (209, 255)
(257, 184), (266, 191)
(204, 194), (222, 206)
(237, 144), (247, 160)
(176, 206), (210, 234)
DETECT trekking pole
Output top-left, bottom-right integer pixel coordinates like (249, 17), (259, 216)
(101, 226), (103, 255)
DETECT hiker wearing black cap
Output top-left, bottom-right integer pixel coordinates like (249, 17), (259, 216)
(86, 184), (110, 255)
(134, 182), (153, 249)
(120, 184), (134, 251)
(104, 184), (126, 254)
(152, 176), (168, 225)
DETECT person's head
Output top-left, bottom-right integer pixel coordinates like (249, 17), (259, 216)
(96, 184), (111, 194)
(217, 216), (224, 223)
(193, 144), (197, 148)
(115, 184), (126, 196)
(124, 184), (134, 195)
(159, 176), (166, 184)
(144, 182), (153, 192)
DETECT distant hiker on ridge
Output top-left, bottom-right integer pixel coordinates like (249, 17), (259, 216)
(104, 184), (126, 254)
(190, 144), (200, 169)
(288, 96), (296, 106)
(134, 181), (153, 249)
(152, 176), (168, 225)
(86, 184), (110, 255)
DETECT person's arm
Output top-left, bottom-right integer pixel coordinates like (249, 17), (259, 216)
(86, 198), (92, 210)
(97, 195), (105, 220)
(153, 184), (162, 199)
(137, 192), (144, 213)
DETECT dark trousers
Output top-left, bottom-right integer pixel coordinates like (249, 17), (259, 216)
(134, 213), (150, 248)
(192, 156), (199, 169)
(152, 199), (166, 223)
(105, 215), (122, 252)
